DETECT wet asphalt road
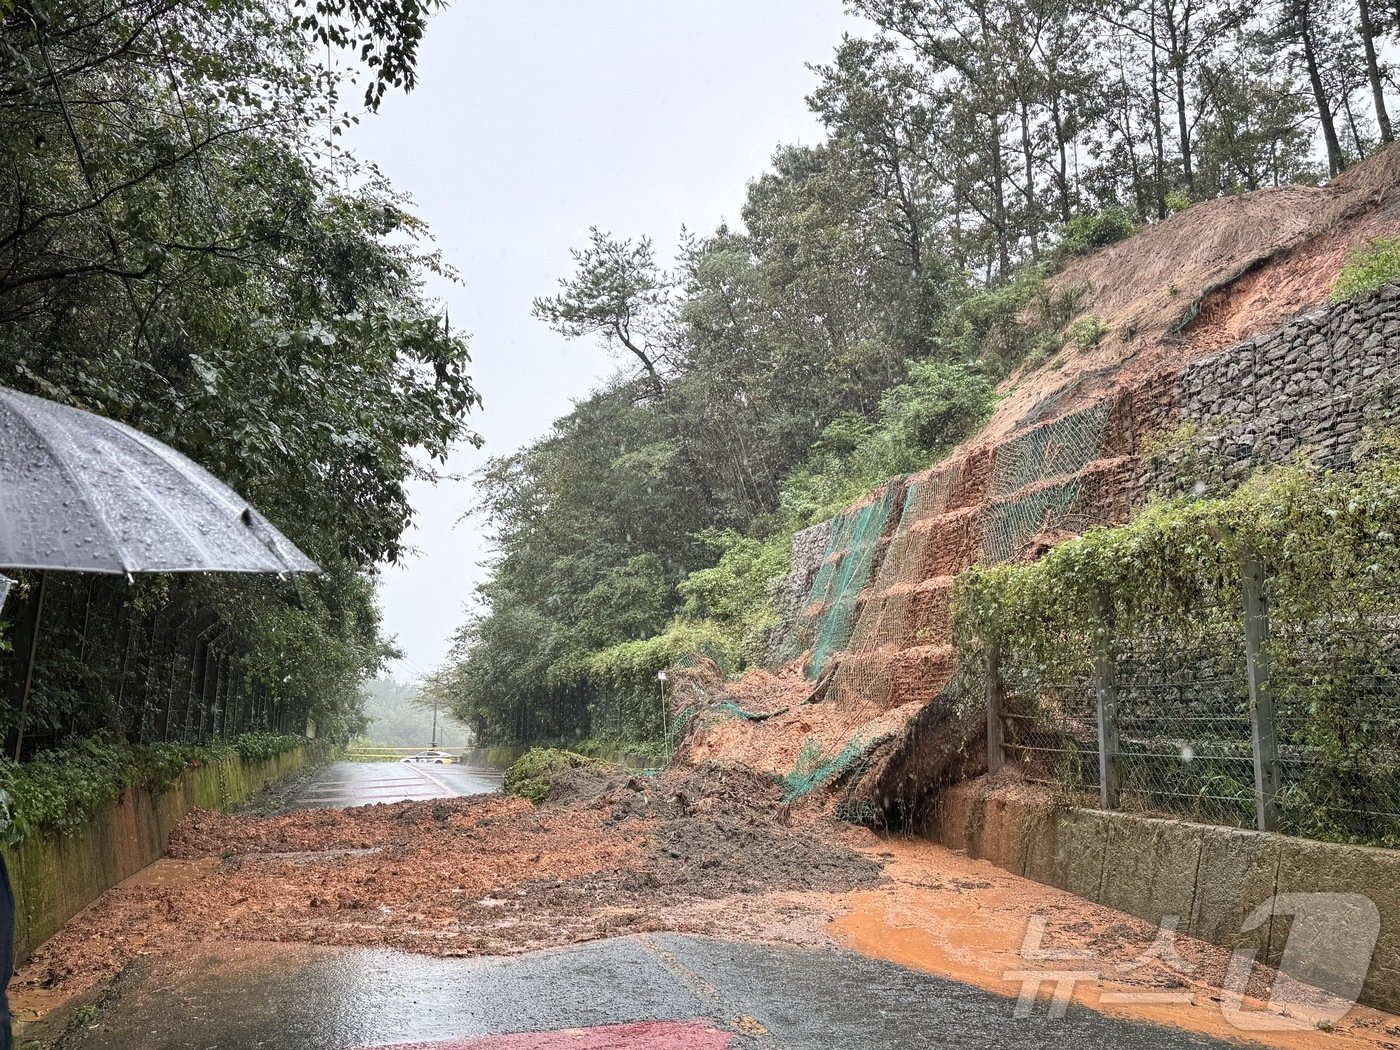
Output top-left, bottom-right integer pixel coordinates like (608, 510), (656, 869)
(284, 761), (504, 809)
(54, 934), (1254, 1050)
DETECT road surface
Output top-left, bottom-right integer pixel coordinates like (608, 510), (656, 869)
(283, 760), (504, 809)
(45, 934), (1248, 1050)
(24, 765), (1284, 1049)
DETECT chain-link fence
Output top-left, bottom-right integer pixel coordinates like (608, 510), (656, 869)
(991, 561), (1400, 848)
(1270, 576), (1400, 844)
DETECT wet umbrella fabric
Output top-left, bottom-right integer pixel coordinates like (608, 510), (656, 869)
(0, 386), (317, 575)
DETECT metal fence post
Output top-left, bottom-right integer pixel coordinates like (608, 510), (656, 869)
(1092, 591), (1121, 810)
(1242, 551), (1280, 832)
(986, 638), (1006, 775)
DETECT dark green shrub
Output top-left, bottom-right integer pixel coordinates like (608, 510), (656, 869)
(1049, 206), (1137, 268)
(502, 747), (596, 804)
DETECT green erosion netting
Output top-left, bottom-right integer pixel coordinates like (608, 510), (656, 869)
(990, 401), (1113, 497)
(774, 400), (1118, 679)
(781, 733), (885, 803)
(981, 477), (1084, 564)
(709, 701), (778, 721)
(759, 401), (1121, 817)
(982, 401), (1113, 564)
(803, 484), (902, 678)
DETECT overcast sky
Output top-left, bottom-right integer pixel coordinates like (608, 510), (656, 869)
(347, 2), (860, 680)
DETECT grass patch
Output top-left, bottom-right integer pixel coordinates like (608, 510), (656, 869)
(502, 747), (598, 804)
(1331, 237), (1400, 302)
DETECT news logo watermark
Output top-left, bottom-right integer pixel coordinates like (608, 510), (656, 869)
(1003, 893), (1380, 1031)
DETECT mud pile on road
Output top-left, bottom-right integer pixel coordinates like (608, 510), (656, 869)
(16, 765), (882, 1002)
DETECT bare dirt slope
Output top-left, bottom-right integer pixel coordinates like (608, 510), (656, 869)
(990, 145), (1400, 439)
(686, 145), (1400, 802)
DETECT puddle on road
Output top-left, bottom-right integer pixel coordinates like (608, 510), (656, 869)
(832, 836), (1400, 1050)
(117, 856), (222, 890)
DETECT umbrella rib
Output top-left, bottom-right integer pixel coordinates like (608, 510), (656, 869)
(108, 418), (314, 573)
(66, 415), (229, 570)
(108, 418), (242, 510)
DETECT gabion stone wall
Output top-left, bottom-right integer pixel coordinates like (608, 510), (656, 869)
(1157, 285), (1400, 491)
(767, 517), (836, 649)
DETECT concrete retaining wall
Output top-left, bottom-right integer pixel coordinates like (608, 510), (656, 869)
(3, 747), (309, 962)
(930, 780), (1400, 1014)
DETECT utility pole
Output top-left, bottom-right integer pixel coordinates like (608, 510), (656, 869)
(430, 693), (439, 749)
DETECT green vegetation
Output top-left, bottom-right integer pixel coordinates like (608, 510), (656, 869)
(502, 748), (600, 804)
(232, 732), (309, 764)
(0, 732), (305, 845)
(428, 347), (997, 748)
(1068, 315), (1109, 352)
(1047, 208), (1137, 267)
(952, 440), (1400, 846)
(1331, 238), (1400, 303)
(0, 1), (478, 756)
(429, 0), (1400, 753)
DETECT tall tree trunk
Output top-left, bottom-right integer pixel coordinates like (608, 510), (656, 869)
(1020, 99), (1039, 260)
(1359, 0), (1393, 145)
(614, 326), (665, 399)
(1300, 6), (1347, 174)
(896, 165), (924, 276)
(1116, 62), (1149, 216)
(1173, 57), (1193, 191)
(1051, 94), (1073, 222)
(988, 114), (1011, 276)
(1341, 87), (1365, 158)
(1166, 7), (1195, 192)
(1148, 5), (1168, 217)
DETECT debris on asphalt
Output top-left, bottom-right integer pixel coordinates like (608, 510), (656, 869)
(16, 764), (881, 1002)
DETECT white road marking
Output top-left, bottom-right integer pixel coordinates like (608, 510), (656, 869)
(402, 762), (466, 797)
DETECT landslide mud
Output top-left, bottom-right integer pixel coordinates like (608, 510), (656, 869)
(16, 770), (1400, 1050)
(16, 765), (880, 1002)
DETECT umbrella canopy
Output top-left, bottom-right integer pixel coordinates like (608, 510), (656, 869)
(0, 387), (318, 575)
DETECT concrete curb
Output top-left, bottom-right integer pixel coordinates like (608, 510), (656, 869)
(5, 747), (310, 961)
(931, 780), (1400, 1013)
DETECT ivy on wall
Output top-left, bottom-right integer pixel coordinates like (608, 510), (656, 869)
(0, 731), (306, 845)
(950, 433), (1400, 846)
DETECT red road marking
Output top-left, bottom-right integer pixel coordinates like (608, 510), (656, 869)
(358, 1020), (735, 1049)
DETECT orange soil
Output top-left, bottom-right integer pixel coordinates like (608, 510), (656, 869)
(10, 768), (880, 1015)
(834, 835), (1400, 1050)
(13, 779), (1400, 1048)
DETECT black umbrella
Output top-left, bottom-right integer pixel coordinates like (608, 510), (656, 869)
(0, 386), (320, 757)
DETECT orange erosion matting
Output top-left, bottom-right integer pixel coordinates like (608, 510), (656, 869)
(355, 1020), (735, 1049)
